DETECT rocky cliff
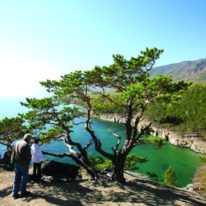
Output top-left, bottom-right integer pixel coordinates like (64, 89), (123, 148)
(97, 113), (206, 154)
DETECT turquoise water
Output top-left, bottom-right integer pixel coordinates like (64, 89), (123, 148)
(41, 119), (205, 187)
(0, 99), (205, 186)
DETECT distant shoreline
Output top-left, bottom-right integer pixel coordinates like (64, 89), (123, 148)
(96, 113), (206, 154)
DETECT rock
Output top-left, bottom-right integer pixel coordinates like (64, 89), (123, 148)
(0, 151), (13, 170)
(191, 141), (206, 153)
(41, 175), (54, 183)
(41, 160), (80, 180)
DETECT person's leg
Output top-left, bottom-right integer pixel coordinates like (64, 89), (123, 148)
(33, 163), (35, 176)
(12, 163), (22, 197)
(33, 163), (37, 179)
(21, 164), (29, 194)
(37, 162), (42, 180)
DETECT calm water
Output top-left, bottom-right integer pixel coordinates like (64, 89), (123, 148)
(0, 98), (205, 186)
(42, 119), (205, 187)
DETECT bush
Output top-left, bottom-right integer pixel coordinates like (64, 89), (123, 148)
(162, 165), (177, 187)
(89, 156), (112, 171)
(90, 154), (148, 172)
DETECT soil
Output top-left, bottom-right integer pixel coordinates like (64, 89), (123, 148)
(0, 167), (206, 206)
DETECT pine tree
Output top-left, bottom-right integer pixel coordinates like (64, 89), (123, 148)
(163, 165), (177, 187)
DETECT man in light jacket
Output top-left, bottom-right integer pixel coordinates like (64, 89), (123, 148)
(31, 137), (44, 181)
(11, 133), (32, 199)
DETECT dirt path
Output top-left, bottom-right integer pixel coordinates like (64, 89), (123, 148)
(0, 168), (206, 206)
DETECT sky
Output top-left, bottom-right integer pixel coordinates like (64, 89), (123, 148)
(0, 0), (206, 98)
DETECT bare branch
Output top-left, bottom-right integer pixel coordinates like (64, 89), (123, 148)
(136, 122), (153, 141)
(72, 120), (86, 126)
(0, 141), (8, 146)
(83, 139), (93, 150)
(42, 150), (97, 178)
(85, 103), (113, 159)
(42, 151), (73, 158)
(53, 134), (66, 140)
(0, 141), (13, 151)
(109, 129), (122, 154)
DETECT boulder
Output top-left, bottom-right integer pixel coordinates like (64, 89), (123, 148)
(41, 160), (80, 180)
(191, 141), (206, 153)
(0, 151), (13, 170)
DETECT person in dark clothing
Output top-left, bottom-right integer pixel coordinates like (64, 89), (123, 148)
(11, 133), (32, 199)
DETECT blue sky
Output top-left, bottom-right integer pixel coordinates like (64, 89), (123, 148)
(0, 0), (206, 97)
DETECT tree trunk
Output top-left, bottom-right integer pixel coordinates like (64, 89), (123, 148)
(112, 155), (126, 183)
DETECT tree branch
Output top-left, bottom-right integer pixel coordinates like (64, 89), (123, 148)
(83, 139), (93, 150)
(85, 102), (113, 159)
(42, 150), (97, 178)
(136, 122), (153, 141)
(111, 131), (121, 154)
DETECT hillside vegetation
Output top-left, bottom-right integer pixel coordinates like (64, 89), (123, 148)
(93, 84), (206, 140)
(146, 84), (206, 139)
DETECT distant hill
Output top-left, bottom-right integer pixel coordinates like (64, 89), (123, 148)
(150, 58), (206, 81)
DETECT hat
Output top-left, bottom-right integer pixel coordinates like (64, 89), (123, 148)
(23, 133), (33, 140)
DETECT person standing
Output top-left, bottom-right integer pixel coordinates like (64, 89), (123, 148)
(31, 138), (44, 181)
(11, 133), (32, 199)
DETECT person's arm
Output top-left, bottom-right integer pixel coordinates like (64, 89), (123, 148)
(22, 144), (31, 163)
(10, 146), (16, 164)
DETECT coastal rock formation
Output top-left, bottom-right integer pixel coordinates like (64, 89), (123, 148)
(97, 113), (206, 154)
(41, 160), (80, 180)
(0, 151), (13, 170)
(191, 141), (206, 154)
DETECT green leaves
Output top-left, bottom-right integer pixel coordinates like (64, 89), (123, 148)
(10, 47), (191, 183)
(125, 154), (148, 170)
(139, 136), (165, 147)
(89, 156), (112, 171)
(146, 83), (206, 135)
(162, 165), (177, 187)
(92, 93), (125, 114)
(0, 116), (28, 140)
(21, 96), (84, 142)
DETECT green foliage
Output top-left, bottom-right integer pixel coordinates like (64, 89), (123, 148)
(0, 116), (28, 141)
(162, 165), (177, 187)
(125, 154), (148, 170)
(89, 156), (112, 171)
(176, 84), (206, 131)
(96, 159), (112, 170)
(90, 154), (148, 172)
(18, 47), (190, 183)
(146, 84), (206, 138)
(140, 136), (165, 147)
(147, 172), (158, 181)
(92, 93), (125, 114)
(90, 156), (105, 165)
(21, 97), (84, 142)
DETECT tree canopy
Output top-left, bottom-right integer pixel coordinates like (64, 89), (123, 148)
(0, 48), (190, 183)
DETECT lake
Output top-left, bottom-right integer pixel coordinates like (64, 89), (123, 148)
(0, 98), (205, 187)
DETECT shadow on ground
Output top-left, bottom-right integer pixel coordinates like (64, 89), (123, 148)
(1, 170), (206, 206)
